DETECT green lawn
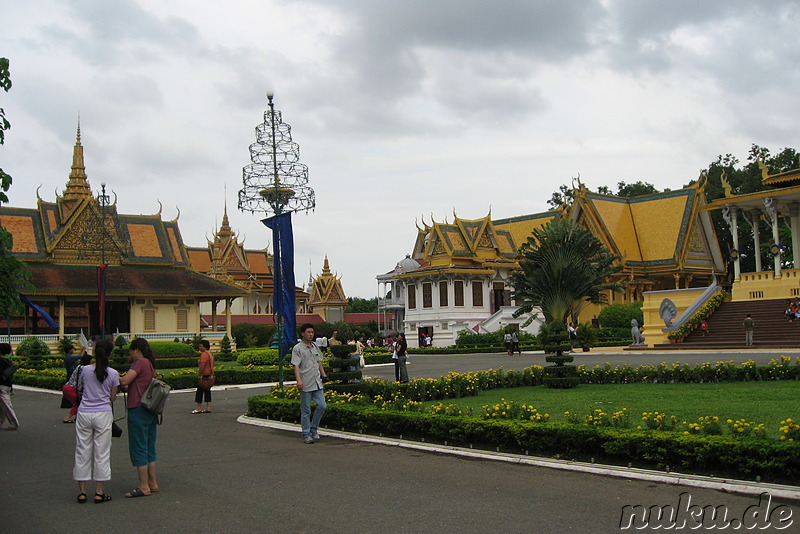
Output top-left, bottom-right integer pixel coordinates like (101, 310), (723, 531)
(423, 381), (800, 436)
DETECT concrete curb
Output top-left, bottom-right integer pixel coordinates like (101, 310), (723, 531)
(238, 415), (800, 502)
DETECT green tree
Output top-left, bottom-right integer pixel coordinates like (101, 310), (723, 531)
(693, 144), (800, 276)
(0, 57), (32, 318)
(615, 181), (660, 197)
(512, 219), (623, 323)
(346, 296), (378, 313)
(546, 184), (575, 209)
(597, 302), (643, 328)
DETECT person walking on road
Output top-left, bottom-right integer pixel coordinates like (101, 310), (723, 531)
(0, 343), (19, 431)
(744, 314), (754, 346)
(292, 323), (328, 444)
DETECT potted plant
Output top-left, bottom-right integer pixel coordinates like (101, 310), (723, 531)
(575, 322), (598, 352)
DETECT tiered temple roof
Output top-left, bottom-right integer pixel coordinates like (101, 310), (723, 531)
(0, 125), (244, 300)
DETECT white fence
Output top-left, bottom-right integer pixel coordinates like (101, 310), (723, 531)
(2, 331), (232, 348)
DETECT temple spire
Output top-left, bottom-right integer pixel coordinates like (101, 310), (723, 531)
(63, 118), (92, 200)
(218, 202), (233, 239)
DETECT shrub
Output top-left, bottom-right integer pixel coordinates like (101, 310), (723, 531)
(219, 334), (233, 358)
(237, 348), (285, 366)
(232, 323), (276, 348)
(57, 336), (75, 353)
(15, 336), (51, 357)
(330, 344), (356, 358)
(246, 396), (800, 484)
(597, 302), (643, 329)
(146, 341), (198, 357)
(574, 322), (598, 349)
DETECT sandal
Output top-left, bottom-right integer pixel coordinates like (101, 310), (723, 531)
(191, 410), (203, 414)
(125, 488), (151, 498)
(77, 492), (87, 504)
(94, 493), (112, 504)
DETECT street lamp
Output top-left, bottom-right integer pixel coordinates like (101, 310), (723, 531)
(238, 93), (315, 387)
(97, 182), (110, 339)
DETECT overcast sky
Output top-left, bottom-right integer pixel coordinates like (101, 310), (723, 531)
(2, 1), (799, 298)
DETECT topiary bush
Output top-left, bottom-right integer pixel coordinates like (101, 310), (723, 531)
(219, 334), (233, 358)
(15, 336), (52, 357)
(542, 320), (578, 389)
(328, 344), (361, 382)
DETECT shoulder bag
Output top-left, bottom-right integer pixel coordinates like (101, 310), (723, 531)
(135, 359), (171, 422)
(198, 354), (215, 389)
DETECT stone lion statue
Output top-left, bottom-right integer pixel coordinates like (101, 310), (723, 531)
(631, 319), (645, 345)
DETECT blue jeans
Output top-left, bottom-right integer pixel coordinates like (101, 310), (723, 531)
(299, 388), (326, 436)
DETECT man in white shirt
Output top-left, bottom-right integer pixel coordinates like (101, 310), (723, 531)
(293, 324), (328, 444)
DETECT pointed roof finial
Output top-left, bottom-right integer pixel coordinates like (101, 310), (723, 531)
(63, 117), (92, 200)
(224, 182), (228, 217)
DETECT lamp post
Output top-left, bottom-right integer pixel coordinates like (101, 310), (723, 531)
(238, 93), (315, 387)
(98, 182), (110, 339)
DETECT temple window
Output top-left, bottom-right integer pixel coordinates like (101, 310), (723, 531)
(472, 281), (484, 307)
(454, 281), (464, 307)
(422, 283), (432, 308)
(143, 309), (156, 332)
(407, 284), (417, 309)
(439, 281), (448, 307)
(176, 308), (189, 331)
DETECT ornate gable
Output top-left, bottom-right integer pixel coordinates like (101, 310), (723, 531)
(309, 256), (347, 306)
(49, 201), (127, 264)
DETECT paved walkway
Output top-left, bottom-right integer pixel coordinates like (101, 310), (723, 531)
(2, 349), (799, 532)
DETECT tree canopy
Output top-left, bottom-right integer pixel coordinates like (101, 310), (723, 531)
(512, 219), (622, 323)
(0, 57), (32, 317)
(692, 144), (800, 274)
(346, 296), (378, 313)
(547, 180), (662, 208)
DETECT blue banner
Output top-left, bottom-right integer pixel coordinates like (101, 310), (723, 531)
(262, 212), (296, 359)
(19, 294), (59, 330)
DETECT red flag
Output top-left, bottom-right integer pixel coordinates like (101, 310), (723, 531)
(97, 264), (107, 333)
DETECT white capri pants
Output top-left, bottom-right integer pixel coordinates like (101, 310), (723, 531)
(73, 411), (113, 482)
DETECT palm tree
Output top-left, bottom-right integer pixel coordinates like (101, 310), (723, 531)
(512, 219), (623, 323)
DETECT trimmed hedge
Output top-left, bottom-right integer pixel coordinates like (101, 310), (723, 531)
(147, 341), (199, 356)
(237, 348), (284, 366)
(364, 353), (392, 365)
(246, 396), (800, 484)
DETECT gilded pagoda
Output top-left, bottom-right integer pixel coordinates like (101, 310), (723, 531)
(0, 125), (246, 340)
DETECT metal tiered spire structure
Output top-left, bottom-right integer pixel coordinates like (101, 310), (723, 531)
(238, 94), (315, 215)
(238, 94), (315, 386)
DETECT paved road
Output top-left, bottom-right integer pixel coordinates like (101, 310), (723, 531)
(2, 349), (798, 533)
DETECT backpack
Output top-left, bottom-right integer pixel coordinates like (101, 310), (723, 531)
(141, 376), (171, 418)
(135, 359), (171, 422)
(1, 357), (16, 381)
